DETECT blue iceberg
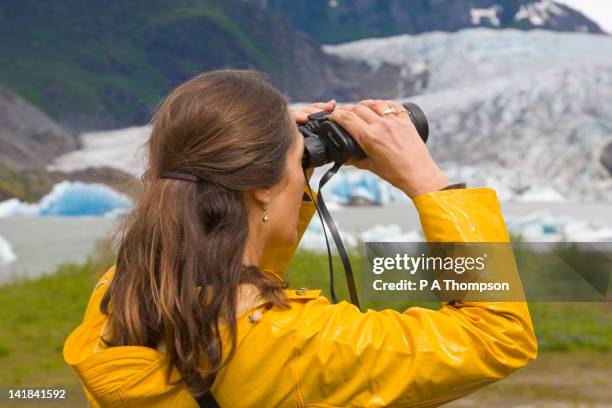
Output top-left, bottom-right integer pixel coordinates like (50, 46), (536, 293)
(315, 168), (410, 205)
(0, 180), (132, 217)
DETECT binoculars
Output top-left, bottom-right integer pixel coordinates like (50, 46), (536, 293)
(300, 102), (429, 169)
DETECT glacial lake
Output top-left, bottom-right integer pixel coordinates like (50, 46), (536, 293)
(1, 201), (611, 284)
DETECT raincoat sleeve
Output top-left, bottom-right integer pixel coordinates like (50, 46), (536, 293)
(292, 188), (538, 407)
(259, 186), (316, 275)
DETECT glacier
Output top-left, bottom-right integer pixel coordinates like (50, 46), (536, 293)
(0, 180), (132, 217)
(48, 126), (150, 178)
(49, 29), (612, 203)
(324, 28), (612, 201)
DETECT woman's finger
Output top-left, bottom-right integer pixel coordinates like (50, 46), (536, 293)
(291, 111), (310, 124)
(301, 107), (323, 115)
(337, 103), (357, 111)
(310, 99), (336, 112)
(330, 108), (371, 151)
(351, 104), (380, 124)
(358, 99), (390, 116)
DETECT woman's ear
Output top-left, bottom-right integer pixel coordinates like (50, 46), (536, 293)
(246, 187), (272, 209)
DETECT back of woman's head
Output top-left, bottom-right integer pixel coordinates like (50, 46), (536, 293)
(100, 69), (294, 396)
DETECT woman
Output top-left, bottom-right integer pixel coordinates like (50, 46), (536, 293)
(64, 69), (537, 407)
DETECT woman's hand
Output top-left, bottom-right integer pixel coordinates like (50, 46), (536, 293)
(330, 100), (448, 198)
(291, 100), (336, 181)
(290, 99), (336, 124)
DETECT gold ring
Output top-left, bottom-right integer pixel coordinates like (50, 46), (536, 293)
(382, 103), (398, 115)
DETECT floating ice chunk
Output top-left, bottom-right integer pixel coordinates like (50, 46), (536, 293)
(299, 219), (357, 252)
(515, 186), (565, 203)
(0, 180), (132, 217)
(312, 167), (410, 206)
(0, 198), (39, 217)
(299, 221), (422, 252)
(0, 234), (16, 265)
(359, 224), (422, 242)
(506, 210), (612, 241)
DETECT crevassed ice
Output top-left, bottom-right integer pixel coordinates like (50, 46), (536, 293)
(325, 28), (612, 201)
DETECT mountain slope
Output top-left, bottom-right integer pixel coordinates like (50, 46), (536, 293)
(0, 0), (424, 132)
(0, 87), (133, 202)
(0, 87), (75, 170)
(253, 0), (605, 44)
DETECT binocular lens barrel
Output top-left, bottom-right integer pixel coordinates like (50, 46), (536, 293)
(301, 102), (429, 169)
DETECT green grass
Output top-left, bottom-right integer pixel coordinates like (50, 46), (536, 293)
(0, 242), (113, 390)
(0, 242), (609, 404)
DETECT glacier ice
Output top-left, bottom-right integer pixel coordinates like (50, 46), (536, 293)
(0, 234), (16, 265)
(0, 180), (132, 217)
(325, 28), (612, 201)
(48, 126), (150, 177)
(47, 29), (612, 205)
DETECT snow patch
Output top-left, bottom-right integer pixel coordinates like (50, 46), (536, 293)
(0, 180), (132, 217)
(471, 5), (502, 27)
(515, 0), (566, 26)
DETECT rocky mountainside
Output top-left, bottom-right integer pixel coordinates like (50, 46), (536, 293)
(0, 87), (75, 170)
(0, 0), (424, 132)
(325, 29), (612, 200)
(254, 0), (605, 44)
(0, 87), (134, 202)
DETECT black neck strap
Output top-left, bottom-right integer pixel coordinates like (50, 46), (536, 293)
(195, 390), (220, 407)
(304, 163), (361, 309)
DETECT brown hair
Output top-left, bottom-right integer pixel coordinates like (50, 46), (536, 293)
(100, 69), (295, 396)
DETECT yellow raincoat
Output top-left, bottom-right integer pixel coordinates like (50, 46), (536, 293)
(64, 187), (537, 407)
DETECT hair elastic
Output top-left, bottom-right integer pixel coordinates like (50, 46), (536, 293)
(159, 171), (200, 183)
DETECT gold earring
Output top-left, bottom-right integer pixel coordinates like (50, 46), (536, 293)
(262, 206), (269, 223)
